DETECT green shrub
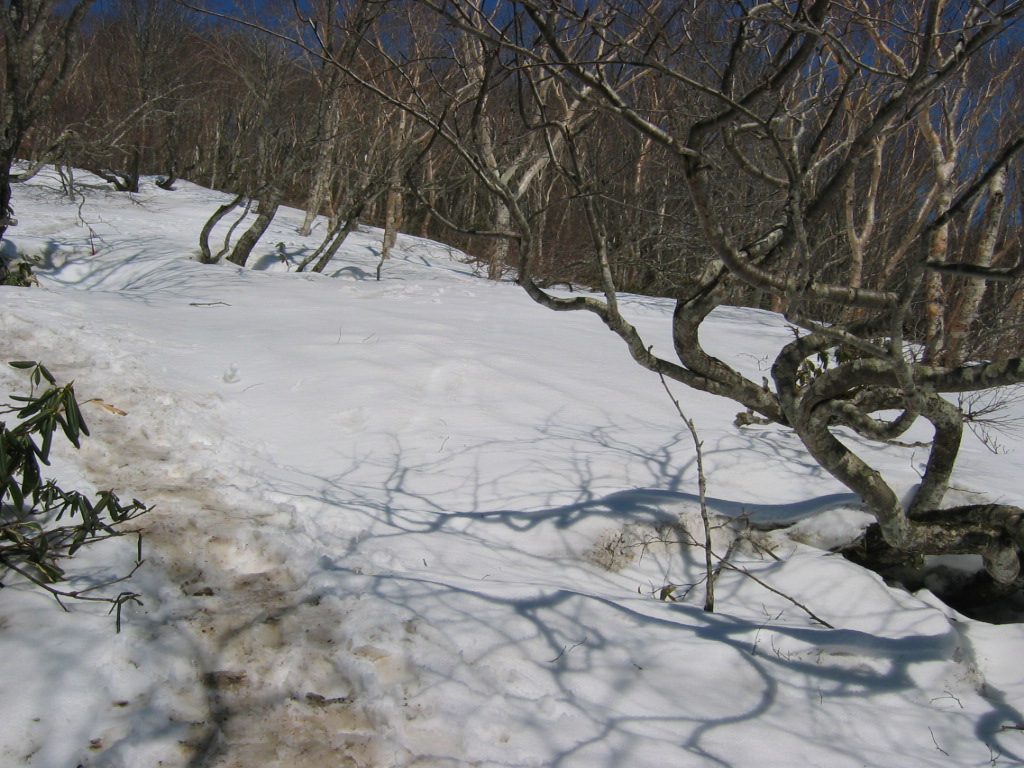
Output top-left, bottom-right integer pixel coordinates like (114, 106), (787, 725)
(0, 254), (38, 287)
(0, 361), (149, 629)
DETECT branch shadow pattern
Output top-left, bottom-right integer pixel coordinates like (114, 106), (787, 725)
(250, 421), (1024, 767)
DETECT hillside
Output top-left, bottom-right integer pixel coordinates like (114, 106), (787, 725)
(2, 169), (1024, 767)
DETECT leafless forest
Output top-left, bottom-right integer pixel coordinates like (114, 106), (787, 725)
(7, 0), (1024, 607)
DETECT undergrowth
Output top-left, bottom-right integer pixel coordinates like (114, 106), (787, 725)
(0, 360), (149, 630)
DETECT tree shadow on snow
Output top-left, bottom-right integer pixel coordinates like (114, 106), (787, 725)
(258, 421), (1024, 767)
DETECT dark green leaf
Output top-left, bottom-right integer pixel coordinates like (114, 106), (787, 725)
(31, 560), (64, 583)
(57, 415), (80, 448)
(37, 424), (53, 464)
(8, 480), (24, 510)
(64, 390), (88, 438)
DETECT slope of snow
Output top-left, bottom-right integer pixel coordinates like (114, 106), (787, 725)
(1, 168), (1023, 767)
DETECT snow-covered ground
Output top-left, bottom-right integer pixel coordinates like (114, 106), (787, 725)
(2, 168), (1024, 767)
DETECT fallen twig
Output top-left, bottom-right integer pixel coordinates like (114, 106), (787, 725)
(548, 637), (587, 663)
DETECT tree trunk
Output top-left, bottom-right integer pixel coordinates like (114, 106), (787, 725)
(226, 196), (280, 267)
(198, 193), (244, 264)
(300, 91), (343, 237)
(0, 152), (16, 242)
(209, 126), (222, 191)
(297, 195), (372, 275)
(125, 145), (142, 193)
(487, 202), (511, 280)
(376, 182), (403, 280)
(418, 154), (436, 238)
(311, 211), (363, 274)
(923, 271), (946, 363)
(941, 167), (1007, 366)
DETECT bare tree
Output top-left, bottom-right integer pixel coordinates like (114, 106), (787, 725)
(403, 0), (1024, 597)
(87, 0), (202, 192)
(294, 45), (430, 275)
(194, 28), (312, 267)
(307, 1), (594, 281)
(1, 0), (96, 240)
(295, 0), (385, 237)
(299, 62), (346, 238)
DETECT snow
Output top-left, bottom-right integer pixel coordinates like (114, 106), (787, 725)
(2, 167), (1024, 767)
